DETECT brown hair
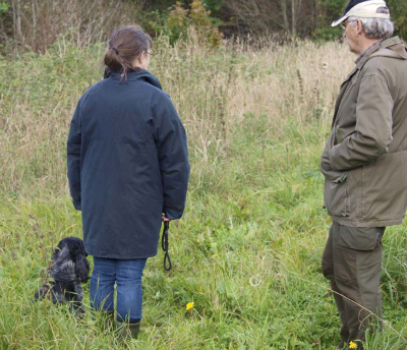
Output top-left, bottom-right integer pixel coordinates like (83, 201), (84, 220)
(104, 25), (152, 79)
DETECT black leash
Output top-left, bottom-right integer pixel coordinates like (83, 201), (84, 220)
(161, 221), (172, 271)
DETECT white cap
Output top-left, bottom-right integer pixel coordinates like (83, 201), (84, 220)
(331, 0), (390, 27)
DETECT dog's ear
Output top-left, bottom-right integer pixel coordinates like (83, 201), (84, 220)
(51, 247), (60, 262)
(75, 255), (90, 283)
(52, 244), (70, 262)
(50, 246), (76, 281)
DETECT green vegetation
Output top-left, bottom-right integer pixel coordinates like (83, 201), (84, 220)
(0, 39), (406, 349)
(1, 0), (405, 55)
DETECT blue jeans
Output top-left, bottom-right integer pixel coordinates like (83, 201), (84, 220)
(90, 257), (147, 323)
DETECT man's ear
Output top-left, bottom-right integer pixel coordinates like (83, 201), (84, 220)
(356, 20), (364, 35)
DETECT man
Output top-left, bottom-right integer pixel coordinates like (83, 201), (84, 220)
(320, 0), (407, 348)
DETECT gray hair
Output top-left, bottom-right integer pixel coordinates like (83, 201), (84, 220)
(348, 16), (394, 39)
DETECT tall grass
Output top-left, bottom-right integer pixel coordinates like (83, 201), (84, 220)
(0, 38), (406, 349)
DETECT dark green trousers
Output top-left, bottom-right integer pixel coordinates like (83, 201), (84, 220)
(322, 222), (385, 344)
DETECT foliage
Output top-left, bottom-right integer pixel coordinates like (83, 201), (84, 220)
(0, 2), (8, 13)
(318, 0), (347, 18)
(0, 0), (143, 54)
(1, 38), (406, 350)
(313, 26), (343, 41)
(167, 0), (222, 47)
(387, 0), (407, 40)
(0, 0), (405, 52)
(313, 0), (347, 40)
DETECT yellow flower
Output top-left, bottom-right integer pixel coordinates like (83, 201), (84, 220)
(349, 341), (358, 349)
(186, 301), (195, 311)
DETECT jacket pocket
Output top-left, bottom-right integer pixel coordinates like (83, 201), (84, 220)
(361, 151), (407, 221)
(335, 225), (384, 251)
(324, 172), (349, 217)
(333, 225), (384, 287)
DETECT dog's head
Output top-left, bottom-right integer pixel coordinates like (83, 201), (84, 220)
(51, 237), (90, 283)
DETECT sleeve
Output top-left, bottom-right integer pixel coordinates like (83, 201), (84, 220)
(153, 93), (190, 220)
(328, 72), (394, 171)
(67, 100), (82, 210)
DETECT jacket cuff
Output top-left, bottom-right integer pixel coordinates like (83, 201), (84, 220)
(163, 207), (183, 220)
(73, 199), (81, 211)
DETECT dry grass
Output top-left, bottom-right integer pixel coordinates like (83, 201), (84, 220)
(0, 39), (354, 197)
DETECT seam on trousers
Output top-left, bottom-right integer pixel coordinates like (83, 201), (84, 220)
(355, 252), (377, 328)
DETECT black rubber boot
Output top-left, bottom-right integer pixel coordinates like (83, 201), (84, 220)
(127, 322), (140, 339)
(117, 320), (141, 342)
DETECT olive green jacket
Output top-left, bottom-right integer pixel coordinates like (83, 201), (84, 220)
(321, 37), (407, 227)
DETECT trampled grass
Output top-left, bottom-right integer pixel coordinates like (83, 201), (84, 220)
(0, 38), (406, 349)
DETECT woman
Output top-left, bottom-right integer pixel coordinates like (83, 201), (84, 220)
(67, 26), (190, 338)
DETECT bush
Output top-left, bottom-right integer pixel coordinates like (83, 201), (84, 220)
(313, 26), (343, 41)
(167, 0), (222, 47)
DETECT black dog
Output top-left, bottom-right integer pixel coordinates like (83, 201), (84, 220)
(35, 237), (90, 312)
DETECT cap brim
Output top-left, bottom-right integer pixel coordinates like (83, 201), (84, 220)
(331, 14), (348, 27)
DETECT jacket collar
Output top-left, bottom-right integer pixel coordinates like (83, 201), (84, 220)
(341, 36), (405, 86)
(355, 39), (382, 66)
(109, 69), (162, 89)
(356, 36), (406, 67)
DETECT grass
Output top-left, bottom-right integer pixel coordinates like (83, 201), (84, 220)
(0, 38), (406, 349)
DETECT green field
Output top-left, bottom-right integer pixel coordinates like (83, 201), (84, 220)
(0, 39), (406, 350)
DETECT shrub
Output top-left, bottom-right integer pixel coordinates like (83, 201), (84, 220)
(167, 0), (222, 47)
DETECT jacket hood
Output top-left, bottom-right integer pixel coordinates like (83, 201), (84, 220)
(355, 36), (406, 69)
(108, 68), (162, 89)
(375, 36), (407, 59)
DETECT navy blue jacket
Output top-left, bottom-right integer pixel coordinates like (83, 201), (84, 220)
(67, 69), (189, 259)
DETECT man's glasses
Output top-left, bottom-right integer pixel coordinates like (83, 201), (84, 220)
(341, 19), (349, 29)
(341, 19), (356, 29)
